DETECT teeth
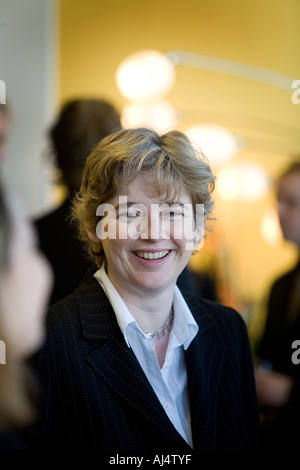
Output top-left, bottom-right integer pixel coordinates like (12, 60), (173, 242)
(135, 250), (170, 260)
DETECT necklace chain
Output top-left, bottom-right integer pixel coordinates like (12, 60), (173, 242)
(147, 307), (174, 340)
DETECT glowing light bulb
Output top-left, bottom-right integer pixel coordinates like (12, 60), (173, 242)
(116, 50), (175, 102)
(121, 100), (177, 133)
(186, 124), (238, 167)
(217, 162), (270, 201)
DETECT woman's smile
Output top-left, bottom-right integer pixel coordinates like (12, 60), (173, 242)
(131, 249), (172, 267)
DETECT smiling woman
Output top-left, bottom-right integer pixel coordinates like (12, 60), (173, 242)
(73, 127), (215, 268)
(25, 127), (259, 454)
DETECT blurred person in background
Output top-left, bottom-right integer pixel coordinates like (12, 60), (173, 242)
(177, 265), (217, 301)
(34, 98), (121, 305)
(255, 161), (300, 449)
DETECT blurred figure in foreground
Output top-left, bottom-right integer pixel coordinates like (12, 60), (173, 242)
(0, 102), (52, 449)
(0, 103), (10, 164)
(35, 98), (121, 305)
(0, 104), (52, 448)
(255, 161), (300, 449)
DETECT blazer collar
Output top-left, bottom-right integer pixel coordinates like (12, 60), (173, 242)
(182, 292), (228, 449)
(74, 273), (123, 341)
(182, 291), (217, 336)
(74, 273), (217, 341)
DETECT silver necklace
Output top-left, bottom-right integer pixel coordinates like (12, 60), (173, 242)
(147, 307), (174, 340)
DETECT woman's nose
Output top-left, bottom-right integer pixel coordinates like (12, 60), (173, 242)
(139, 210), (163, 241)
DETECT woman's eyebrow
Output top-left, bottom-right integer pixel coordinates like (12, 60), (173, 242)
(160, 200), (186, 207)
(113, 200), (188, 211)
(114, 201), (145, 211)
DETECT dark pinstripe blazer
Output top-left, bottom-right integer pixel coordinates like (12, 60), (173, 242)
(27, 273), (259, 452)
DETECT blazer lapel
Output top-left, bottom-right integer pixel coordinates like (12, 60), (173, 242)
(183, 294), (227, 450)
(74, 275), (190, 448)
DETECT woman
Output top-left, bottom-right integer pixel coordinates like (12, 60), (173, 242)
(27, 127), (259, 452)
(0, 185), (52, 449)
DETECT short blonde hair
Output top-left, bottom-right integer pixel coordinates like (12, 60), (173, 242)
(72, 127), (216, 267)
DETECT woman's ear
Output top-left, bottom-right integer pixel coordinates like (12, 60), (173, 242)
(194, 213), (207, 244)
(85, 224), (101, 243)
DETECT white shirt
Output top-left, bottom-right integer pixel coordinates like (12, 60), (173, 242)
(94, 265), (199, 447)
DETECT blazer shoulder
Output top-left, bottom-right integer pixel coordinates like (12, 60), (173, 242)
(182, 290), (248, 345)
(183, 290), (242, 321)
(46, 292), (81, 335)
(45, 272), (113, 342)
(47, 271), (100, 316)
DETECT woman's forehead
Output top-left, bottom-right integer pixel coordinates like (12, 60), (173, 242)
(115, 173), (191, 202)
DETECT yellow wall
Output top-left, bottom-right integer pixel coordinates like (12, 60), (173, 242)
(59, 0), (300, 340)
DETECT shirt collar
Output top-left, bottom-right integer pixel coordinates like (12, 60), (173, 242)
(94, 265), (199, 349)
(94, 265), (135, 346)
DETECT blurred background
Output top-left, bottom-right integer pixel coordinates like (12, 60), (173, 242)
(1, 0), (300, 346)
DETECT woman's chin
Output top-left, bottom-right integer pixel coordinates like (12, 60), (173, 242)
(132, 274), (174, 292)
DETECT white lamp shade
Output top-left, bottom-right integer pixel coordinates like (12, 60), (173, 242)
(116, 50), (175, 102)
(217, 162), (270, 201)
(121, 100), (177, 133)
(186, 124), (238, 167)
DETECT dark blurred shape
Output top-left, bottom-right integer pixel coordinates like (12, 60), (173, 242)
(0, 103), (10, 164)
(177, 266), (217, 301)
(34, 98), (121, 305)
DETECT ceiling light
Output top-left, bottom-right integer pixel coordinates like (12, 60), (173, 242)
(121, 100), (177, 133)
(217, 162), (270, 201)
(186, 124), (238, 167)
(116, 50), (175, 102)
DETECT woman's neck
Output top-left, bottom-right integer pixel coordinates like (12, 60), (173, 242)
(110, 277), (175, 334)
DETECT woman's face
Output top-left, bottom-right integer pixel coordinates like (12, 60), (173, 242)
(0, 199), (52, 358)
(96, 174), (199, 296)
(277, 172), (300, 246)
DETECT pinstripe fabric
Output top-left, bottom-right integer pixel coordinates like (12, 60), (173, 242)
(26, 273), (259, 451)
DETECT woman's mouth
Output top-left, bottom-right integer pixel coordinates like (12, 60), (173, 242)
(133, 250), (170, 260)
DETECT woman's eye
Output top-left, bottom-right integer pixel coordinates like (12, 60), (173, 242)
(164, 210), (183, 219)
(128, 211), (140, 218)
(119, 211), (140, 220)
